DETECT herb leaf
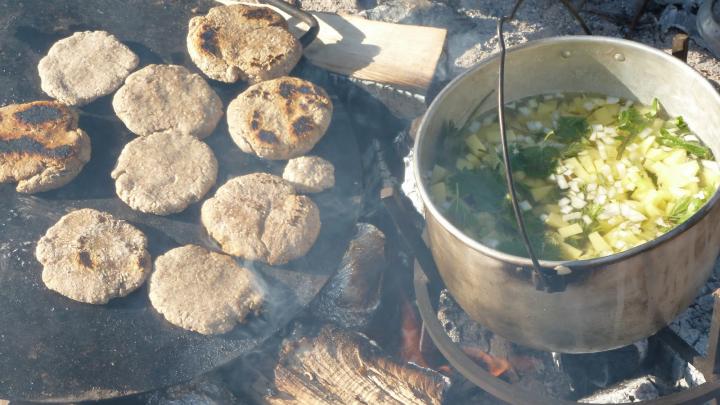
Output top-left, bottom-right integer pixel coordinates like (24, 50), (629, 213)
(555, 116), (590, 143)
(559, 140), (587, 160)
(646, 98), (660, 118)
(508, 145), (560, 178)
(445, 169), (508, 213)
(675, 116), (689, 133)
(617, 106), (648, 157)
(658, 128), (711, 159)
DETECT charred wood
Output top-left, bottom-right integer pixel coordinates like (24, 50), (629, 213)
(313, 223), (386, 330)
(256, 324), (450, 405)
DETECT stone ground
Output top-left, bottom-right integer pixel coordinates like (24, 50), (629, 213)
(297, 0), (720, 89)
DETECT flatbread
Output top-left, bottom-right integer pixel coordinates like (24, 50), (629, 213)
(227, 76), (333, 160)
(38, 31), (139, 106)
(0, 101), (91, 193)
(201, 173), (321, 265)
(282, 155), (335, 193)
(35, 209), (150, 304)
(111, 132), (218, 215)
(187, 4), (302, 84)
(112, 64), (223, 139)
(149, 245), (265, 335)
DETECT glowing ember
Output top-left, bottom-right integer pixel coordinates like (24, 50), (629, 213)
(461, 346), (512, 377)
(399, 296), (429, 368)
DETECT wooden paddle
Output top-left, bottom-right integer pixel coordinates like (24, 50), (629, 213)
(217, 1), (447, 95)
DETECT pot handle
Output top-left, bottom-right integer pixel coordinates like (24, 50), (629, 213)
(256, 0), (320, 48)
(493, 0), (590, 292)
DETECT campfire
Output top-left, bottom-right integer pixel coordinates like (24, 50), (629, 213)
(4, 0), (720, 404)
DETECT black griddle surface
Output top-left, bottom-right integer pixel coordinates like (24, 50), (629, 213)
(0, 0), (363, 401)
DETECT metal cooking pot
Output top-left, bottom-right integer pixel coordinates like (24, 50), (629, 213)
(414, 36), (720, 353)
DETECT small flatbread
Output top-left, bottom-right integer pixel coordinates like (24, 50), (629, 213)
(149, 245), (265, 335)
(282, 156), (335, 193)
(112, 64), (223, 139)
(187, 4), (302, 84)
(111, 132), (218, 215)
(0, 101), (91, 193)
(38, 31), (139, 106)
(201, 173), (321, 265)
(36, 209), (150, 304)
(227, 76), (333, 160)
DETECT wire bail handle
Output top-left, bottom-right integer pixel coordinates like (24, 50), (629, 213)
(495, 0), (591, 292)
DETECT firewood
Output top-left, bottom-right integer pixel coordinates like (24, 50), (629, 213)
(313, 223), (386, 330)
(267, 324), (450, 404)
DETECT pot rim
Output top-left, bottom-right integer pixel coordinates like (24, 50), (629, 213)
(414, 35), (720, 270)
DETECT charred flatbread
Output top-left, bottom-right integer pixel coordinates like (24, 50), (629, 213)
(36, 209), (151, 304)
(187, 4), (302, 84)
(0, 101), (91, 193)
(227, 76), (332, 160)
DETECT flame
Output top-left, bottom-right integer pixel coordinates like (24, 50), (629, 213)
(461, 346), (512, 377)
(399, 296), (429, 368)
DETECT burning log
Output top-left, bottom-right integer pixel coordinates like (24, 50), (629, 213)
(313, 223), (386, 330)
(266, 324), (450, 405)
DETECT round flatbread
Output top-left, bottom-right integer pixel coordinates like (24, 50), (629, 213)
(227, 76), (333, 160)
(111, 132), (218, 215)
(0, 101), (91, 193)
(38, 31), (139, 106)
(149, 245), (265, 335)
(112, 64), (223, 139)
(201, 173), (321, 265)
(282, 155), (335, 193)
(187, 4), (302, 84)
(35, 209), (151, 304)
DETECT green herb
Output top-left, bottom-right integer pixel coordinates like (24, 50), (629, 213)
(664, 188), (712, 230)
(555, 116), (590, 143)
(617, 106), (649, 157)
(618, 107), (647, 133)
(508, 145), (560, 178)
(448, 186), (484, 232)
(559, 140), (587, 160)
(581, 204), (602, 234)
(659, 128), (712, 159)
(646, 98), (660, 118)
(439, 120), (465, 166)
(675, 116), (689, 133)
(445, 169), (507, 214)
(494, 207), (563, 260)
(666, 197), (693, 227)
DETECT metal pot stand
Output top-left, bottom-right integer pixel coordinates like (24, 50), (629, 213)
(382, 185), (720, 405)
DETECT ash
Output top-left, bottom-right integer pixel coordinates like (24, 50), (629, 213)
(670, 260), (720, 357)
